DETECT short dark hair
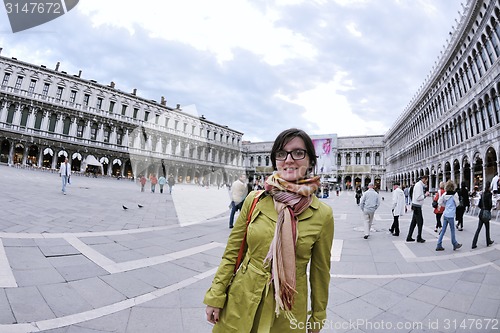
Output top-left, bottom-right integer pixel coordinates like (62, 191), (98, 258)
(270, 128), (317, 171)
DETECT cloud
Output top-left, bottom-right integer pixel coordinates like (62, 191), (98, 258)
(0, 0), (464, 143)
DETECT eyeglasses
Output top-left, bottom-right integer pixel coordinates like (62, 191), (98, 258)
(275, 149), (307, 161)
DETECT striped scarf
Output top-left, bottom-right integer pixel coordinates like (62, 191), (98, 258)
(263, 172), (320, 318)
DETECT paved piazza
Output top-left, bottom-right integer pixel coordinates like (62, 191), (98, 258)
(0, 165), (499, 333)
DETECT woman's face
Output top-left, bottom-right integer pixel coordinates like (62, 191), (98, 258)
(276, 136), (310, 182)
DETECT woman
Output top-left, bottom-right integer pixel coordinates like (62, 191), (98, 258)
(436, 180), (462, 251)
(433, 181), (445, 233)
(204, 128), (334, 333)
(472, 181), (495, 249)
(455, 181), (469, 231)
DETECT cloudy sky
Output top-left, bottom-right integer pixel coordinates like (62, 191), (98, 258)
(0, 0), (464, 142)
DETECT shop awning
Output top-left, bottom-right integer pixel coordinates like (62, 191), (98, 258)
(85, 155), (103, 167)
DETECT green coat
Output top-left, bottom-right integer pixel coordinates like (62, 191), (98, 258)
(204, 191), (334, 332)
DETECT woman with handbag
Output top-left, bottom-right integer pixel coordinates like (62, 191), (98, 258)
(204, 128), (334, 333)
(472, 181), (495, 249)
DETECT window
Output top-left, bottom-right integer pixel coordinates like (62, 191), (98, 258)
(42, 83), (50, 96)
(48, 113), (57, 132)
(116, 128), (123, 145)
(34, 111), (43, 129)
(69, 90), (77, 103)
(90, 123), (98, 140)
(355, 153), (361, 165)
(133, 108), (139, 119)
(365, 153), (371, 164)
(15, 76), (23, 90)
(155, 114), (159, 124)
(337, 153), (341, 166)
(346, 154), (351, 165)
(63, 117), (71, 135)
(103, 125), (111, 143)
(56, 86), (63, 100)
(121, 105), (127, 116)
(83, 94), (90, 107)
(183, 123), (187, 132)
(76, 120), (84, 138)
(1, 73), (10, 86)
(109, 101), (115, 113)
(375, 153), (381, 165)
(6, 105), (15, 124)
(28, 80), (36, 94)
(144, 111), (149, 122)
(20, 108), (29, 127)
(175, 120), (179, 130)
(96, 97), (103, 110)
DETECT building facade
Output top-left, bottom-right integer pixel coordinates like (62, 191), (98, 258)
(385, 0), (500, 192)
(0, 52), (245, 185)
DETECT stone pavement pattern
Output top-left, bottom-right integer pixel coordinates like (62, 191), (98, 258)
(0, 165), (499, 333)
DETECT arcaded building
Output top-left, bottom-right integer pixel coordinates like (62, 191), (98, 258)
(385, 0), (500, 191)
(0, 51), (245, 185)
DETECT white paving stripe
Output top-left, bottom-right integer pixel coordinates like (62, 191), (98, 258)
(331, 239), (343, 262)
(0, 225), (178, 239)
(0, 239), (17, 288)
(0, 267), (219, 333)
(394, 239), (500, 262)
(331, 262), (497, 279)
(65, 237), (226, 274)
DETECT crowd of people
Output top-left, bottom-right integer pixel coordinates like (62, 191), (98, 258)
(381, 174), (497, 251)
(352, 173), (497, 252)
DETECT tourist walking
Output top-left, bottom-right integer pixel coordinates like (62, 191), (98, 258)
(472, 181), (495, 249)
(436, 180), (462, 251)
(355, 186), (362, 205)
(433, 181), (445, 233)
(455, 181), (469, 231)
(390, 181), (405, 236)
(360, 182), (380, 239)
(139, 175), (147, 192)
(228, 174), (248, 229)
(167, 174), (175, 194)
(406, 175), (430, 243)
(149, 174), (158, 193)
(158, 175), (166, 193)
(59, 157), (71, 195)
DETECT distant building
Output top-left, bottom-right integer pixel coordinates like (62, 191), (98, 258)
(0, 51), (245, 185)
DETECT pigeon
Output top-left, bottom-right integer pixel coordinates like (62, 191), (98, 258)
(138, 204), (144, 208)
(122, 205), (128, 210)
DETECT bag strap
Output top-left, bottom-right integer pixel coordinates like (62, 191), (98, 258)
(234, 190), (264, 274)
